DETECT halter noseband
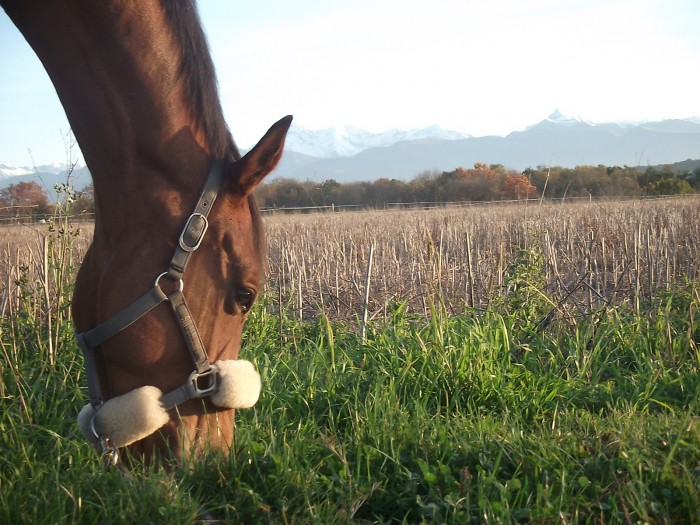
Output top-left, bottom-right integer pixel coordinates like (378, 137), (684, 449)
(76, 160), (260, 463)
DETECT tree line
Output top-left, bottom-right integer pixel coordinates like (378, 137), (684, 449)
(1, 162), (697, 222)
(256, 163), (699, 210)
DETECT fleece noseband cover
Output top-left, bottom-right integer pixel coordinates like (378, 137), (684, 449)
(78, 359), (261, 449)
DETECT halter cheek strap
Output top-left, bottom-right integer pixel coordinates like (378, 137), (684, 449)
(75, 160), (255, 457)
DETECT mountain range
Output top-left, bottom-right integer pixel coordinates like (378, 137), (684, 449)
(2, 111), (699, 192)
(271, 111), (700, 182)
(283, 123), (471, 158)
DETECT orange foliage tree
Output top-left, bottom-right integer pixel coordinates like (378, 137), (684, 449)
(443, 163), (503, 202)
(500, 173), (538, 200)
(0, 181), (51, 221)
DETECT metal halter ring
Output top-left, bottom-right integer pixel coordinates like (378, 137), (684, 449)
(100, 437), (120, 467)
(90, 415), (120, 467)
(155, 271), (184, 293)
(89, 414), (100, 440)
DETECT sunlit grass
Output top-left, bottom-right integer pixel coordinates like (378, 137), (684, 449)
(186, 291), (699, 524)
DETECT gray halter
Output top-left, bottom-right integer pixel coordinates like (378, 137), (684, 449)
(76, 160), (226, 416)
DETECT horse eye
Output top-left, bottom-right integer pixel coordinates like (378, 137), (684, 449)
(236, 288), (256, 313)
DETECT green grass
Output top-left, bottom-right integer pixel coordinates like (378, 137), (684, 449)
(1, 240), (699, 523)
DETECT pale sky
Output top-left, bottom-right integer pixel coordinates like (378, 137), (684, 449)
(1, 0), (699, 167)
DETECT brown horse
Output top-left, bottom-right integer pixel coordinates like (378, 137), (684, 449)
(1, 0), (291, 462)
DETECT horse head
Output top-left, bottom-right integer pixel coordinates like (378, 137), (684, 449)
(1, 0), (291, 463)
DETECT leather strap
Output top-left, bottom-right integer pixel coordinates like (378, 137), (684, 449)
(76, 332), (104, 407)
(167, 289), (210, 373)
(76, 286), (168, 406)
(169, 159), (224, 279)
(81, 286), (169, 349)
(160, 382), (195, 410)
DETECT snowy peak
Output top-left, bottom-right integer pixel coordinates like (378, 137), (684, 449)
(285, 123), (470, 158)
(0, 162), (75, 179)
(0, 164), (33, 179)
(543, 109), (592, 126)
(516, 109), (595, 134)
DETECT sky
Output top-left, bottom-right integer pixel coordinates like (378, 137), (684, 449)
(1, 0), (699, 167)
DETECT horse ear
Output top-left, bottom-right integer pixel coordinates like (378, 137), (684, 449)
(232, 115), (292, 195)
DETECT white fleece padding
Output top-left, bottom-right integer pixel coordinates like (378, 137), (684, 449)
(210, 359), (261, 409)
(77, 386), (170, 448)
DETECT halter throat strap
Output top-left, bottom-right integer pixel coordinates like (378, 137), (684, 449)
(76, 160), (226, 408)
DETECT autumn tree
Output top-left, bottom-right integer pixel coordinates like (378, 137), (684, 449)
(336, 182), (368, 206)
(70, 183), (95, 217)
(366, 178), (409, 207)
(255, 178), (321, 209)
(522, 165), (644, 199)
(433, 164), (503, 202)
(692, 167), (700, 189)
(639, 165), (696, 195)
(500, 173), (537, 200)
(0, 181), (51, 221)
(606, 166), (643, 196)
(649, 177), (693, 195)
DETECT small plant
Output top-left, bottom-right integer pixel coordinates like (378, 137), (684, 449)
(500, 243), (552, 321)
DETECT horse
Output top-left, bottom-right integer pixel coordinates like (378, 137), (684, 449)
(1, 0), (291, 463)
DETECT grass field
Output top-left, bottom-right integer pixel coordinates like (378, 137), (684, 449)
(1, 199), (699, 524)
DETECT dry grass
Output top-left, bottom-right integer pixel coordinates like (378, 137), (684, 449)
(1, 196), (698, 326)
(263, 196), (700, 321)
(0, 222), (91, 361)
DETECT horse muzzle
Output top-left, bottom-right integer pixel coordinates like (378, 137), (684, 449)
(77, 359), (261, 451)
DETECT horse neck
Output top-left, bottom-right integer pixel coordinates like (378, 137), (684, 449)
(4, 0), (219, 238)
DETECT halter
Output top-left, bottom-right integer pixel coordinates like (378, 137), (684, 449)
(76, 160), (258, 464)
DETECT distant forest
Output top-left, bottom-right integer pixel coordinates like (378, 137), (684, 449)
(256, 162), (700, 210)
(0, 161), (698, 222)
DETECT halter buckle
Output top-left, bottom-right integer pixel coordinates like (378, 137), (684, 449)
(188, 366), (219, 398)
(179, 212), (209, 252)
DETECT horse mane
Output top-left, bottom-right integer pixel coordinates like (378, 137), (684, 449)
(163, 2), (265, 264)
(162, 1), (241, 162)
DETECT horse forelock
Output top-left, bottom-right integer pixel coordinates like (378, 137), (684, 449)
(162, 0), (240, 162)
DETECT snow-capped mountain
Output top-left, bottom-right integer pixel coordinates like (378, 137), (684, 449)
(0, 164), (33, 179)
(284, 123), (470, 158)
(0, 162), (75, 179)
(541, 109), (593, 126)
(519, 109), (598, 133)
(2, 111), (699, 188)
(271, 112), (700, 182)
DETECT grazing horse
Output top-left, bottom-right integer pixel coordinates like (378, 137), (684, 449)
(1, 0), (291, 462)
